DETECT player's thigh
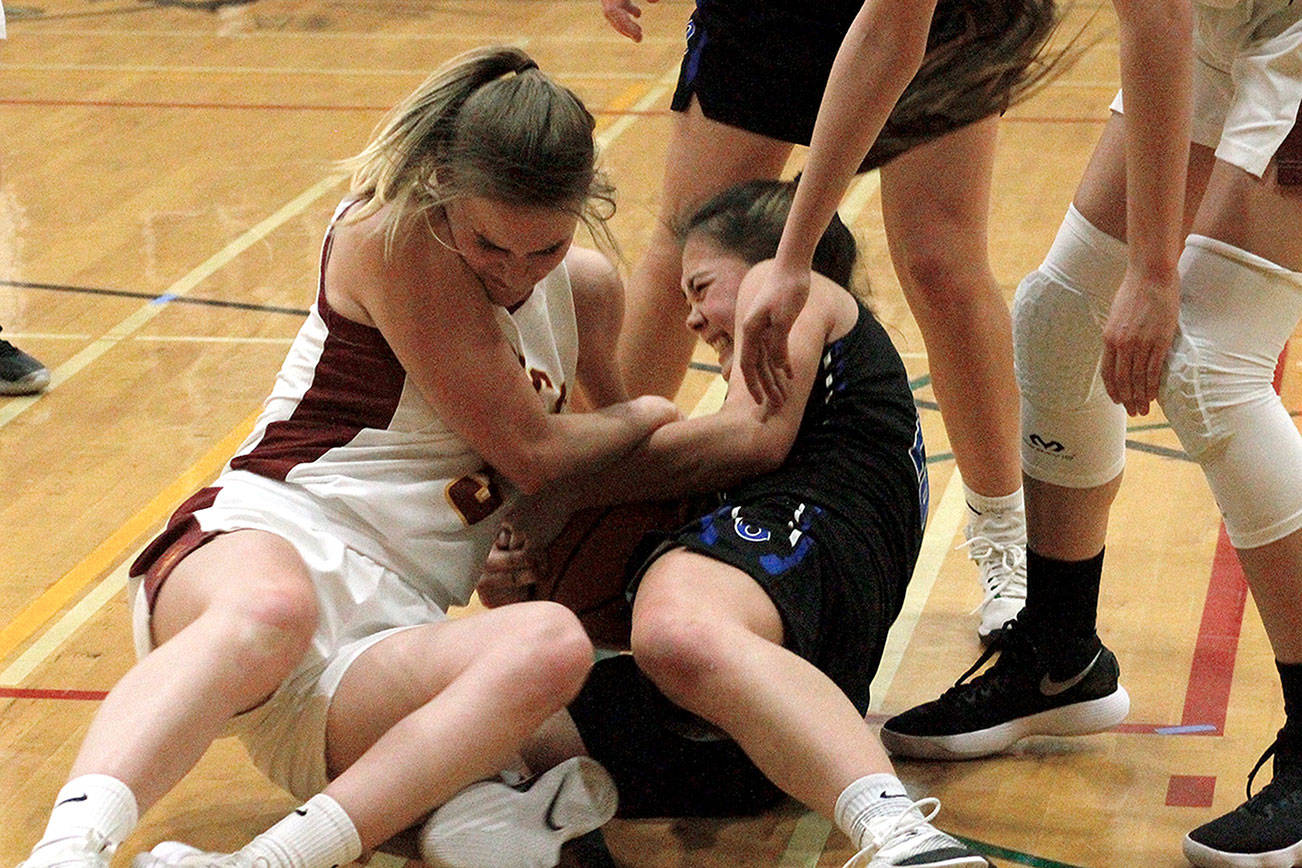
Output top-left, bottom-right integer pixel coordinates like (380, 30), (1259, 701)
(879, 116), (998, 282)
(151, 528), (316, 647)
(325, 601), (585, 774)
(633, 548), (783, 644)
(1194, 159), (1302, 270)
(656, 99), (794, 222)
(1072, 112), (1215, 241)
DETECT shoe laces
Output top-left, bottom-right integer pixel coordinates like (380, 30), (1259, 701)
(1240, 737), (1302, 817)
(959, 533), (1027, 610)
(20, 831), (115, 868)
(937, 618), (1040, 704)
(842, 798), (954, 867)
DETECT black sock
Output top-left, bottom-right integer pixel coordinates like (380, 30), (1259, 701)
(1021, 548), (1104, 666)
(1275, 660), (1302, 765)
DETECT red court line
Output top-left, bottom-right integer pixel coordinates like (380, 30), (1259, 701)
(0, 687), (108, 701)
(1179, 525), (1249, 734)
(0, 97), (1109, 126)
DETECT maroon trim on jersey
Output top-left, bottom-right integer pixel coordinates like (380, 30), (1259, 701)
(229, 211), (407, 481)
(131, 486), (223, 608)
(1277, 112), (1302, 186)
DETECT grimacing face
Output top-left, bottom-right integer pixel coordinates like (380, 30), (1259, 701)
(442, 196), (579, 308)
(680, 234), (750, 380)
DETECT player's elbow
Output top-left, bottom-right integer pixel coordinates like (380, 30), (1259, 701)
(498, 452), (555, 496)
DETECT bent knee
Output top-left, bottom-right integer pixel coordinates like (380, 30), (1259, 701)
(227, 584), (318, 671)
(631, 608), (726, 703)
(508, 601), (594, 697)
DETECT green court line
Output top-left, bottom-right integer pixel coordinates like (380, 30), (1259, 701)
(957, 836), (1089, 868)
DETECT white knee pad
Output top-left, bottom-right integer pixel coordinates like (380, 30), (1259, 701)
(1015, 205), (1129, 488)
(1159, 235), (1302, 548)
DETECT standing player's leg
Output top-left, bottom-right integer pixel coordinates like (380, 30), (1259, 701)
(878, 114), (1212, 760)
(879, 117), (1027, 640)
(1176, 143), (1302, 866)
(616, 98), (792, 399)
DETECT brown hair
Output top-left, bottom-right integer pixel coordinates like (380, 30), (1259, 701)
(861, 0), (1085, 170)
(678, 180), (861, 295)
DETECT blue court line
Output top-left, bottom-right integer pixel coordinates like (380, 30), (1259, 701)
(1155, 723), (1219, 735)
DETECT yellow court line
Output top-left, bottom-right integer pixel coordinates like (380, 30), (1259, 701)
(595, 60), (682, 150)
(0, 411), (257, 667)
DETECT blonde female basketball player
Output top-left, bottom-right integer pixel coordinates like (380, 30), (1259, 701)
(480, 180), (992, 867)
(17, 46), (677, 868)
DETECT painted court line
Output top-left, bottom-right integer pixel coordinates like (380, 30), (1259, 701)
(595, 61), (682, 151)
(0, 556), (133, 687)
(869, 468), (967, 712)
(0, 411), (257, 670)
(0, 174), (343, 432)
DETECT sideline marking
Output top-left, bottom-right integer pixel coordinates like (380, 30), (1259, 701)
(869, 468), (966, 711)
(595, 61), (682, 151)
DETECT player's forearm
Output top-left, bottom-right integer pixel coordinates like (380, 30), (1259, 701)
(563, 410), (785, 509)
(1115, 0), (1193, 285)
(776, 1), (933, 271)
(510, 400), (670, 494)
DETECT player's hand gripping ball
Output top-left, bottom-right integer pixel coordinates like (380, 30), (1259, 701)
(480, 501), (695, 649)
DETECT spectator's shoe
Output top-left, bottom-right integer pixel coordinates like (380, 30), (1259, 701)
(0, 333), (49, 395)
(18, 832), (115, 868)
(842, 798), (992, 867)
(421, 756), (618, 868)
(880, 620), (1130, 760)
(1184, 737), (1302, 868)
(961, 508), (1026, 643)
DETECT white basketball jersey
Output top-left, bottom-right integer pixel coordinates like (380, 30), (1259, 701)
(210, 201), (579, 608)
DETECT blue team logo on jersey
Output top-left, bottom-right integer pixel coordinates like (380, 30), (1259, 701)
(758, 503), (822, 575)
(910, 418), (930, 529)
(732, 509), (772, 543)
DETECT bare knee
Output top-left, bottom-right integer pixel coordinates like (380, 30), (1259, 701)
(894, 243), (994, 313)
(631, 604), (726, 709)
(211, 579), (319, 685)
(504, 601), (595, 706)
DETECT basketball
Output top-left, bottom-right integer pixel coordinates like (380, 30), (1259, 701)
(536, 500), (698, 649)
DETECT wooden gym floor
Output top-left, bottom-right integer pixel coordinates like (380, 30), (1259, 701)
(1, 2), (1299, 866)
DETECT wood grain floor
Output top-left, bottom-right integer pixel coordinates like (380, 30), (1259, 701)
(1, 2), (1298, 866)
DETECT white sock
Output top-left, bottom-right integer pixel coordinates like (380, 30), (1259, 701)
(964, 485), (1025, 538)
(239, 794), (363, 868)
(834, 773), (919, 851)
(37, 774), (138, 850)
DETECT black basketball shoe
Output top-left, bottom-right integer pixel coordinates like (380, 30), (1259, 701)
(0, 331), (49, 395)
(880, 619), (1130, 759)
(1184, 737), (1302, 867)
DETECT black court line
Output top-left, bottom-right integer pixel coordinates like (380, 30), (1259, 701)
(1, 279), (310, 317)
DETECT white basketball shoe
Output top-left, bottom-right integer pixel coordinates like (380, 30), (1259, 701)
(420, 756), (618, 868)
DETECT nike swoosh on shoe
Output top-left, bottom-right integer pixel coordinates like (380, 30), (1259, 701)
(1039, 649), (1102, 696)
